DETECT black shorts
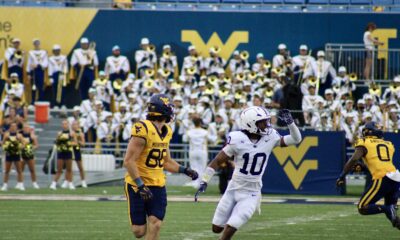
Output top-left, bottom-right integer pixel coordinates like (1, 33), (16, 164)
(73, 149), (82, 161)
(358, 176), (400, 209)
(124, 183), (167, 226)
(6, 154), (20, 162)
(58, 151), (73, 160)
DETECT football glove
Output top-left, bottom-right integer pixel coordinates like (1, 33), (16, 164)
(278, 109), (294, 125)
(138, 184), (153, 201)
(194, 181), (208, 202)
(184, 167), (199, 181)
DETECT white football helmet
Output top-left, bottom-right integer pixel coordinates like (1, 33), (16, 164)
(240, 106), (271, 135)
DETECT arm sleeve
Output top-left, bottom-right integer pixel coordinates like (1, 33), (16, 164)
(282, 123), (302, 146)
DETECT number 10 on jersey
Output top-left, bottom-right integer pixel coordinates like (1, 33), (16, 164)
(239, 153), (267, 176)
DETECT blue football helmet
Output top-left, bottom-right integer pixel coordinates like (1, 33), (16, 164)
(362, 121), (383, 138)
(147, 94), (174, 123)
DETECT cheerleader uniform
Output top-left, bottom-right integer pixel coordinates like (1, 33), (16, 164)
(5, 133), (21, 162)
(56, 130), (73, 160)
(21, 132), (34, 161)
(73, 131), (82, 162)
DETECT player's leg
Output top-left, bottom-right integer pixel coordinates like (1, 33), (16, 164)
(212, 190), (236, 233)
(223, 191), (260, 239)
(53, 159), (64, 182)
(384, 177), (400, 228)
(14, 160), (24, 183)
(146, 187), (167, 240)
(1, 161), (13, 190)
(26, 159), (37, 183)
(124, 183), (147, 238)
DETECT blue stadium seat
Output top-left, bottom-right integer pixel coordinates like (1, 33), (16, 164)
(133, 2), (154, 9)
(348, 5), (371, 10)
(372, 0), (393, 4)
(174, 3), (197, 9)
(199, 0), (220, 3)
(260, 4), (282, 10)
(306, 5), (330, 11)
(390, 6), (400, 11)
(263, 0), (283, 3)
(328, 5), (348, 11)
(308, 0), (329, 4)
(240, 4), (261, 9)
(243, 0), (262, 3)
(330, 0), (350, 4)
(351, 0), (371, 4)
(155, 3), (177, 9)
(284, 0), (305, 4)
(158, 0), (177, 3)
(196, 3), (218, 9)
(281, 4), (303, 10)
(222, 0), (242, 3)
(218, 3), (240, 10)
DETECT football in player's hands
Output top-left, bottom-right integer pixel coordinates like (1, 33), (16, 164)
(184, 167), (199, 180)
(138, 185), (153, 201)
(278, 109), (294, 125)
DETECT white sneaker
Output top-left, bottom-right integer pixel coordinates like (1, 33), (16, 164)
(81, 180), (88, 188)
(32, 182), (40, 189)
(1, 184), (8, 191)
(19, 184), (25, 191)
(15, 183), (21, 190)
(50, 182), (57, 190)
(61, 180), (68, 189)
(69, 182), (76, 190)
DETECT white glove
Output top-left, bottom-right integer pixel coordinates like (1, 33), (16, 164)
(49, 78), (54, 85)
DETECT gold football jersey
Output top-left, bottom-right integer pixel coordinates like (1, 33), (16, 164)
(354, 137), (396, 179)
(125, 120), (172, 187)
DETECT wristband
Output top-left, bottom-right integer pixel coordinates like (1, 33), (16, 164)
(178, 166), (186, 174)
(201, 167), (216, 183)
(134, 177), (144, 187)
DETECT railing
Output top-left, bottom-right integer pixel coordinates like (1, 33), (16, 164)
(325, 43), (400, 85)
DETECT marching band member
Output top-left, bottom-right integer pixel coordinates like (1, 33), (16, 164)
(113, 102), (131, 143)
(181, 45), (203, 79)
(315, 112), (333, 131)
(70, 37), (99, 100)
(333, 66), (356, 98)
(105, 45), (130, 83)
(21, 123), (39, 189)
(93, 71), (114, 111)
(135, 38), (157, 78)
(183, 117), (216, 187)
(364, 94), (382, 122)
(302, 84), (324, 125)
(48, 44), (68, 108)
(323, 89), (341, 114)
(229, 51), (249, 75)
(27, 39), (49, 103)
(382, 76), (400, 102)
(272, 44), (291, 69)
(386, 109), (399, 132)
(340, 113), (357, 145)
(252, 53), (270, 76)
(159, 45), (177, 78)
(292, 45), (315, 82)
(208, 114), (229, 145)
(340, 99), (356, 119)
(197, 96), (215, 127)
(68, 106), (84, 129)
(85, 100), (110, 142)
(217, 96), (239, 131)
(50, 120), (77, 190)
(122, 113), (140, 142)
(3, 73), (24, 99)
(97, 112), (115, 153)
(204, 47), (226, 76)
(71, 120), (87, 188)
(356, 99), (367, 123)
(3, 38), (24, 81)
(304, 50), (336, 94)
(80, 88), (97, 117)
(1, 122), (24, 191)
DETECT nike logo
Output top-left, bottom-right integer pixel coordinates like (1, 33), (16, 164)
(251, 194), (257, 197)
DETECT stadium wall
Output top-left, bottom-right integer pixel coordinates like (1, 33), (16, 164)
(0, 8), (400, 68)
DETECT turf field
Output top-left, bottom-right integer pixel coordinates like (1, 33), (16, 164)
(0, 200), (398, 240)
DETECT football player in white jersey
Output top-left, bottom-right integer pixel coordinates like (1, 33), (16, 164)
(195, 106), (302, 240)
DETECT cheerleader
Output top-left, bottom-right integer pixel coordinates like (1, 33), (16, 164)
(1, 122), (24, 191)
(21, 123), (39, 189)
(71, 120), (87, 188)
(50, 120), (77, 190)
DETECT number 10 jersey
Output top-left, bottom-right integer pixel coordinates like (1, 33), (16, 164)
(223, 130), (282, 192)
(125, 120), (172, 188)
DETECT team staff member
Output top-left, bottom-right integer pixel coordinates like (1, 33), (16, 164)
(21, 123), (40, 189)
(337, 122), (400, 230)
(1, 122), (24, 191)
(50, 120), (77, 190)
(71, 120), (87, 188)
(123, 94), (199, 239)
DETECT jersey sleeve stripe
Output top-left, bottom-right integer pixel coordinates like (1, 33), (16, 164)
(139, 121), (148, 134)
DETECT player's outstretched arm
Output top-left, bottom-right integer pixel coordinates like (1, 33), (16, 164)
(123, 136), (153, 201)
(164, 149), (199, 180)
(336, 147), (367, 187)
(195, 150), (230, 201)
(278, 109), (302, 146)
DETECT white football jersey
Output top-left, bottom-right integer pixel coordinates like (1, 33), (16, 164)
(223, 130), (281, 192)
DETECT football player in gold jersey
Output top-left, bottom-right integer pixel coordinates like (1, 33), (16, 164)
(337, 121), (400, 229)
(123, 94), (198, 239)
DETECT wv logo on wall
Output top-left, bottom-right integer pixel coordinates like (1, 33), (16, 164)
(262, 131), (346, 195)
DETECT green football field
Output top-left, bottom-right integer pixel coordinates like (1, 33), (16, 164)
(0, 186), (398, 240)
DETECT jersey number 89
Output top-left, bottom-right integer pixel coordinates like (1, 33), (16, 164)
(146, 149), (166, 168)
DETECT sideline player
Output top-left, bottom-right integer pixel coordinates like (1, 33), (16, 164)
(123, 94), (199, 239)
(336, 122), (400, 229)
(195, 107), (302, 239)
